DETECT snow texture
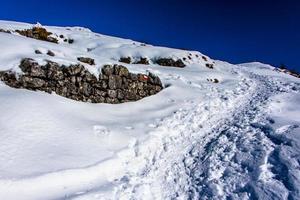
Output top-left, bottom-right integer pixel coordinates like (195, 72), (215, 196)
(0, 20), (299, 200)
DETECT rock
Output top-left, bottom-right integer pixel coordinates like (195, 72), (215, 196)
(0, 71), (20, 88)
(202, 56), (208, 61)
(108, 75), (122, 89)
(94, 89), (107, 97)
(20, 58), (39, 73)
(35, 50), (42, 54)
(47, 50), (55, 57)
(205, 63), (214, 69)
(128, 73), (138, 81)
(102, 65), (114, 76)
(77, 57), (95, 65)
(108, 90), (117, 98)
(148, 72), (162, 86)
(20, 58), (46, 78)
(20, 76), (46, 88)
(94, 81), (107, 89)
(119, 57), (131, 64)
(16, 27), (58, 43)
(68, 39), (74, 44)
(105, 97), (119, 104)
(213, 79), (219, 83)
(117, 90), (124, 99)
(138, 74), (149, 83)
(81, 82), (92, 96)
(114, 65), (129, 77)
(65, 64), (84, 75)
(155, 58), (185, 68)
(46, 62), (64, 80)
(0, 28), (11, 34)
(134, 57), (149, 65)
(84, 70), (97, 83)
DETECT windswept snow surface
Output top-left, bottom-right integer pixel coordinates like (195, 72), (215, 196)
(0, 21), (299, 200)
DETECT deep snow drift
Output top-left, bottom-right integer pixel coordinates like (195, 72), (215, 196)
(0, 20), (299, 200)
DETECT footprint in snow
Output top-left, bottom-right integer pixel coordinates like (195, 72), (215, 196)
(93, 125), (110, 137)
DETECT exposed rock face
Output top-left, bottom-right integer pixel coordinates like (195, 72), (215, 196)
(154, 58), (186, 68)
(15, 27), (58, 43)
(77, 57), (95, 65)
(0, 58), (163, 104)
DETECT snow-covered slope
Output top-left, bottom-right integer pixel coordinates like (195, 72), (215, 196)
(0, 20), (299, 200)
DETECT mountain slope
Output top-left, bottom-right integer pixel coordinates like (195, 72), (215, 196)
(0, 21), (299, 200)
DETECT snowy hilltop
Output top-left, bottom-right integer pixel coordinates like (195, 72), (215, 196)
(0, 20), (299, 200)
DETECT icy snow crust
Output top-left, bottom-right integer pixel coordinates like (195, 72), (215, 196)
(0, 20), (300, 200)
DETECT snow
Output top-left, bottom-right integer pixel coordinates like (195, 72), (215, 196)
(0, 20), (299, 200)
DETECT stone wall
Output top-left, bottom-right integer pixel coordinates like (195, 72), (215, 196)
(0, 58), (163, 104)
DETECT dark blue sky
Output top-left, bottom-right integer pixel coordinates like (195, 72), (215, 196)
(1, 0), (299, 71)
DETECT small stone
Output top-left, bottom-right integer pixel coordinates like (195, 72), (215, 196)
(47, 50), (55, 57)
(77, 57), (95, 65)
(205, 63), (214, 69)
(35, 50), (42, 54)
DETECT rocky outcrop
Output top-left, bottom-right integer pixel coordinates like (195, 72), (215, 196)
(0, 58), (163, 104)
(15, 27), (58, 43)
(154, 58), (186, 68)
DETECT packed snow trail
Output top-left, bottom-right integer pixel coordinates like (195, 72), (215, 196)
(89, 71), (299, 200)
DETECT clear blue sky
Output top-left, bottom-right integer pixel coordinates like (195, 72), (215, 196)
(1, 0), (299, 71)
